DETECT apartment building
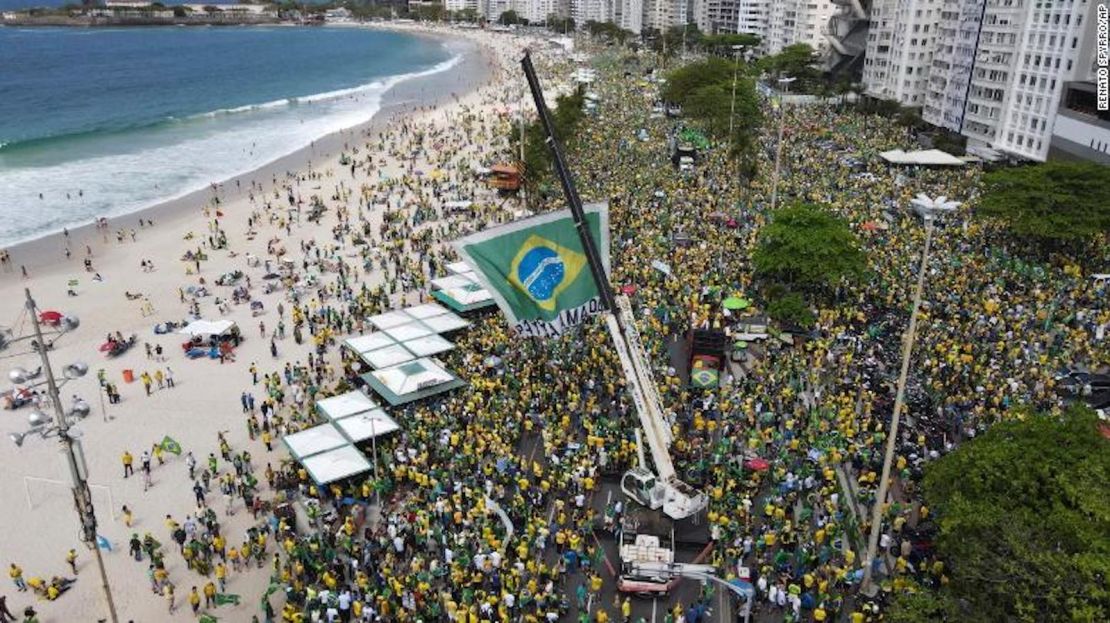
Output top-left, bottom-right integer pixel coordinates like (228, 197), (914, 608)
(862, 0), (942, 105)
(921, 0), (1095, 161)
(763, 0), (839, 55)
(736, 0), (769, 36)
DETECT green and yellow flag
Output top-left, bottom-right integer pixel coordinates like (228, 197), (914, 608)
(160, 435), (182, 456)
(453, 203), (610, 338)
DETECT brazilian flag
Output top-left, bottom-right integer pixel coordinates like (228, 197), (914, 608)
(215, 593), (241, 606)
(160, 435), (182, 456)
(454, 203), (610, 338)
(199, 616), (218, 623)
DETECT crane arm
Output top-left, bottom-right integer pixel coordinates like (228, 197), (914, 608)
(604, 304), (676, 482)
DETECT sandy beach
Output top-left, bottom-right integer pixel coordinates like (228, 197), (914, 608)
(0, 23), (551, 622)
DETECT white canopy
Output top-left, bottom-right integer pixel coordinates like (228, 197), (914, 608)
(401, 334), (455, 357)
(441, 286), (492, 306)
(385, 322), (434, 342)
(301, 445), (371, 485)
(361, 344), (416, 370)
(333, 408), (400, 442)
(444, 200), (473, 211)
(431, 275), (475, 290)
(420, 314), (470, 333)
(316, 390), (378, 421)
(177, 319), (237, 337)
(404, 303), (451, 320)
(283, 423), (348, 459)
(371, 358), (456, 397)
(367, 310), (412, 330)
(879, 149), (965, 166)
(343, 332), (396, 354)
(446, 261), (472, 275)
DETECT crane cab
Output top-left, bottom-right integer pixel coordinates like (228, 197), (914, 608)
(621, 466), (663, 510)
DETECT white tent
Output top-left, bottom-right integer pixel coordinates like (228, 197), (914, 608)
(385, 322), (433, 342)
(333, 408), (400, 442)
(301, 445), (371, 485)
(372, 359), (455, 394)
(421, 314), (470, 334)
(401, 334), (455, 357)
(404, 303), (451, 320)
(879, 149), (965, 166)
(367, 310), (412, 330)
(177, 319), (237, 337)
(431, 275), (476, 290)
(361, 344), (416, 370)
(343, 332), (396, 354)
(316, 390), (378, 421)
(446, 261), (472, 276)
(283, 423), (348, 459)
(443, 286), (492, 305)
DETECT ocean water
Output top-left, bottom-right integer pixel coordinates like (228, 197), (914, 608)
(0, 26), (457, 246)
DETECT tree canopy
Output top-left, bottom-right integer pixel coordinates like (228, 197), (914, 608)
(662, 58), (761, 160)
(977, 161), (1110, 242)
(752, 202), (866, 292)
(510, 90), (586, 198)
(894, 405), (1110, 622)
(758, 43), (822, 93)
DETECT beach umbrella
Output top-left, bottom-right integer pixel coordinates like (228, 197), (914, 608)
(722, 297), (749, 310)
(38, 311), (63, 324)
(620, 284), (638, 295)
(733, 341), (748, 350)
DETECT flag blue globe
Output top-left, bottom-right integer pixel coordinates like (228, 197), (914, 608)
(516, 246), (565, 302)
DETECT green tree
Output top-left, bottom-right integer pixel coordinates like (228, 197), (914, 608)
(753, 202), (866, 292)
(917, 405), (1110, 622)
(765, 291), (813, 329)
(510, 91), (586, 197)
(886, 586), (962, 623)
(498, 9), (519, 25)
(700, 33), (760, 57)
(546, 14), (574, 32)
(978, 162), (1110, 242)
(759, 43), (821, 92)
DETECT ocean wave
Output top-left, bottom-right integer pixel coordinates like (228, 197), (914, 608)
(1, 53), (462, 154)
(0, 48), (466, 247)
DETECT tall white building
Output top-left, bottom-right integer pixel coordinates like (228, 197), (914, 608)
(643, 0), (687, 31)
(763, 0), (838, 55)
(692, 0), (742, 34)
(736, 0), (769, 37)
(445, 0), (479, 12)
(912, 0), (1095, 161)
(570, 0), (611, 24)
(615, 0), (644, 33)
(862, 0), (942, 106)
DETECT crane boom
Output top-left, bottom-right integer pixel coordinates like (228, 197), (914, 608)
(604, 310), (675, 483)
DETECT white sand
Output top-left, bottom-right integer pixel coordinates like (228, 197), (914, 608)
(0, 24), (559, 622)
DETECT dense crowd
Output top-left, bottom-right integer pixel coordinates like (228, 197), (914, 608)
(92, 33), (1107, 623)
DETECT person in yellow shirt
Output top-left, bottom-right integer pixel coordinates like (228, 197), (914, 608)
(9, 563), (26, 591)
(203, 581), (216, 608)
(188, 586), (200, 615)
(65, 549), (77, 575)
(214, 562), (227, 592)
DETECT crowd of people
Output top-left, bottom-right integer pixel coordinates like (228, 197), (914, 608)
(25, 26), (1102, 623)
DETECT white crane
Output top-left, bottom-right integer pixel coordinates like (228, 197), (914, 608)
(606, 295), (707, 520)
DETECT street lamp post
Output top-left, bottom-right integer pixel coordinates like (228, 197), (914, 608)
(859, 195), (960, 595)
(13, 288), (120, 623)
(769, 76), (796, 212)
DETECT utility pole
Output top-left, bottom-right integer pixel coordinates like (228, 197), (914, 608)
(25, 289), (119, 623)
(769, 77), (795, 212)
(859, 199), (951, 594)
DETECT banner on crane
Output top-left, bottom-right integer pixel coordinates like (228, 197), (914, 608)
(454, 203), (610, 338)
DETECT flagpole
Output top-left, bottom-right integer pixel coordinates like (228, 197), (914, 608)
(519, 52), (616, 315)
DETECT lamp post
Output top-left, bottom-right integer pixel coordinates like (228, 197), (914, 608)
(10, 288), (120, 623)
(768, 76), (796, 212)
(859, 195), (960, 595)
